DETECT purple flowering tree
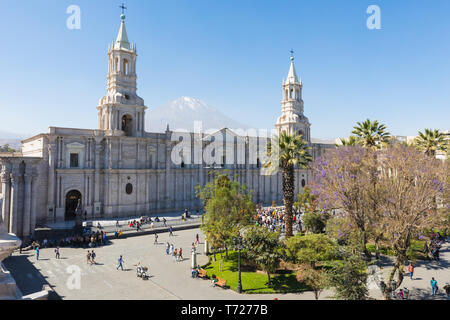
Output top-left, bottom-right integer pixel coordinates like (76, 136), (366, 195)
(377, 145), (448, 288)
(310, 146), (379, 259)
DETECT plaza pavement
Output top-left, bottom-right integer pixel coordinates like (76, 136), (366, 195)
(368, 241), (450, 300)
(4, 227), (333, 300)
(5, 227), (449, 300)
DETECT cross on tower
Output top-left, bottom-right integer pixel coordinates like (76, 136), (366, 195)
(119, 3), (127, 14)
(290, 49), (294, 58)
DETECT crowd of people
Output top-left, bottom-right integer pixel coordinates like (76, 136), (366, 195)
(28, 229), (107, 251)
(254, 206), (303, 234)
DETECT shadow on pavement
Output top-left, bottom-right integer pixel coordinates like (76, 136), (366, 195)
(3, 254), (63, 300)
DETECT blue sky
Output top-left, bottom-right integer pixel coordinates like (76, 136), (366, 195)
(1, 0), (449, 139)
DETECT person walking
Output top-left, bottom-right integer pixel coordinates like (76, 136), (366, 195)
(55, 247), (60, 259)
(443, 283), (450, 300)
(154, 233), (158, 245)
(195, 234), (199, 245)
(117, 255), (124, 271)
(165, 242), (170, 255)
(86, 250), (91, 264)
(163, 217), (167, 227)
(35, 246), (39, 260)
(169, 243), (174, 256)
(178, 248), (183, 261)
(431, 277), (438, 297)
(408, 263), (414, 280)
(397, 289), (404, 300)
(169, 226), (173, 236)
(173, 248), (178, 262)
(90, 250), (96, 265)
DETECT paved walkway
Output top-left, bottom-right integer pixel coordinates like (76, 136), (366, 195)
(4, 228), (332, 300)
(368, 241), (450, 300)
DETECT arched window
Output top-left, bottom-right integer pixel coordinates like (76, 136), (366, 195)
(123, 59), (129, 75)
(121, 114), (133, 136)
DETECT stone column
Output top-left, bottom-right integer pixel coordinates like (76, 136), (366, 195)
(22, 171), (32, 238)
(9, 172), (19, 235)
(30, 172), (38, 238)
(47, 139), (57, 222)
(165, 141), (171, 210)
(0, 166), (11, 233)
(58, 137), (64, 168)
(93, 137), (102, 219)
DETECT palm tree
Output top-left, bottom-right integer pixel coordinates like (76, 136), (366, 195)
(264, 131), (312, 237)
(351, 119), (390, 259)
(336, 136), (360, 147)
(352, 119), (390, 149)
(414, 128), (448, 157)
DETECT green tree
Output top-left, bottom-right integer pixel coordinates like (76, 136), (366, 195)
(414, 128), (448, 157)
(296, 264), (328, 300)
(197, 173), (255, 258)
(0, 144), (16, 152)
(284, 233), (338, 268)
(303, 211), (329, 234)
(294, 187), (316, 212)
(244, 226), (284, 285)
(352, 119), (390, 149)
(327, 251), (369, 300)
(264, 131), (312, 238)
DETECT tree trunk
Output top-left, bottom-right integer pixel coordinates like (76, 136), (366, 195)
(361, 230), (372, 260)
(282, 163), (295, 238)
(225, 246), (228, 259)
(314, 290), (319, 300)
(267, 271), (271, 286)
(375, 235), (381, 259)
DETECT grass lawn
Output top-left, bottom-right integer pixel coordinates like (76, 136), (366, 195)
(201, 251), (310, 294)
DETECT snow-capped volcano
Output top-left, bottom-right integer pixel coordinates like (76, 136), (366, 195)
(145, 97), (249, 133)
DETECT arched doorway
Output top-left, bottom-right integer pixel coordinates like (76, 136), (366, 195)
(65, 190), (82, 221)
(121, 114), (133, 136)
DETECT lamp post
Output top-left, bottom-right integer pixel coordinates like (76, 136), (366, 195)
(233, 233), (244, 293)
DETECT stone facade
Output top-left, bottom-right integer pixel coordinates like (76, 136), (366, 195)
(0, 15), (334, 239)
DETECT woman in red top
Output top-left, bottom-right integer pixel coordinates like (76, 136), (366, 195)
(408, 263), (414, 280)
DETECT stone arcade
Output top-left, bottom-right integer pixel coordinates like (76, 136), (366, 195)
(0, 14), (333, 240)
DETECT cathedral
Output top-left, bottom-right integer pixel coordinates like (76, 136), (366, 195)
(0, 14), (334, 239)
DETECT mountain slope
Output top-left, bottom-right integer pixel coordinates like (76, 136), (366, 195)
(145, 97), (249, 133)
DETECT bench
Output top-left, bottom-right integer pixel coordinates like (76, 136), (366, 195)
(216, 277), (227, 288)
(198, 268), (208, 278)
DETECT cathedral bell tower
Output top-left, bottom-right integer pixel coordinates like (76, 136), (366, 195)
(97, 12), (147, 137)
(275, 53), (311, 143)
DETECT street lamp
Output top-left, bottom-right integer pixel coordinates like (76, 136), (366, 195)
(233, 233), (245, 293)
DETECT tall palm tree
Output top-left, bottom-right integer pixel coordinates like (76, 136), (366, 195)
(352, 119), (390, 149)
(264, 131), (312, 237)
(351, 119), (390, 259)
(414, 128), (448, 157)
